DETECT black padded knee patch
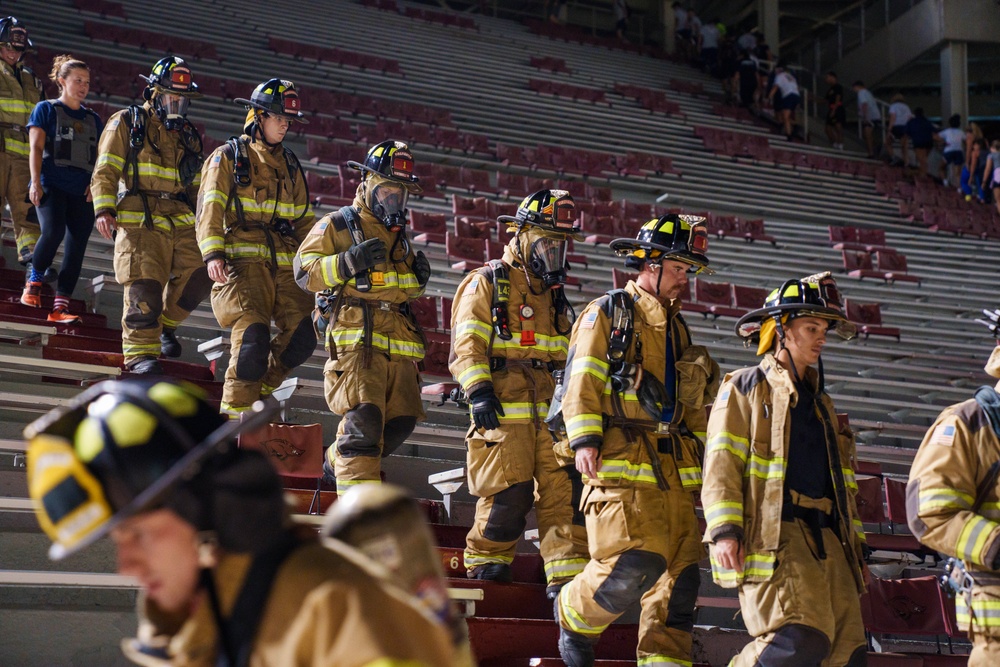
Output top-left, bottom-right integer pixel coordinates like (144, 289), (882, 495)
(665, 563), (700, 633)
(235, 322), (271, 381)
(278, 315), (317, 369)
(566, 465), (585, 527)
(382, 416), (417, 457)
(125, 279), (163, 330)
(336, 404), (384, 458)
(176, 266), (212, 312)
(483, 481), (534, 542)
(593, 550), (667, 615)
(757, 624), (831, 667)
(845, 645), (868, 667)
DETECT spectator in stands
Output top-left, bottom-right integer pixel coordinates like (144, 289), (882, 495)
(293, 140), (431, 494)
(717, 32), (740, 100)
(886, 92), (913, 167)
(965, 121), (985, 176)
(613, 0), (630, 42)
(823, 71), (845, 150)
(686, 8), (703, 59)
(852, 80), (882, 159)
(448, 189), (588, 598)
(735, 49), (760, 110)
(699, 17), (721, 75)
(768, 61), (800, 140)
(703, 273), (868, 667)
(549, 0), (568, 24)
(21, 55), (102, 324)
(963, 138), (989, 202)
(91, 57), (210, 374)
(984, 140), (1000, 211)
(907, 314), (1000, 667)
(753, 33), (773, 107)
(737, 28), (757, 53)
(672, 3), (691, 57)
(24, 378), (461, 667)
(0, 17), (42, 269)
(196, 79), (316, 418)
(904, 107), (936, 177)
(937, 114), (964, 188)
(556, 216), (719, 667)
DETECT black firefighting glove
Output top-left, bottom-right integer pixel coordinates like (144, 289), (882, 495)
(413, 250), (431, 287)
(469, 386), (504, 431)
(342, 237), (387, 278)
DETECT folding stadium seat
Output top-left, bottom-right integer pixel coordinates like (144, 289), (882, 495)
(731, 284), (769, 312)
(559, 180), (587, 200)
(445, 232), (487, 271)
(495, 143), (526, 167)
(621, 200), (651, 220)
(855, 476), (887, 524)
(844, 300), (901, 340)
(495, 172), (524, 199)
(579, 212), (614, 245)
(458, 167), (491, 194)
(693, 280), (741, 319)
(432, 165), (460, 190)
(455, 217), (493, 240)
(452, 195), (490, 221)
(434, 128), (463, 152)
(525, 175), (554, 192)
(829, 226), (864, 251)
(409, 296), (440, 331)
(740, 219), (776, 245)
(587, 185), (612, 202)
(861, 575), (962, 638)
(875, 250), (921, 284)
(842, 250), (885, 281)
(857, 228), (890, 252)
(462, 132), (490, 155)
(712, 215), (742, 240)
(409, 211), (448, 245)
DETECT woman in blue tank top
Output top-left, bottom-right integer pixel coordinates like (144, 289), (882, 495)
(21, 55), (103, 323)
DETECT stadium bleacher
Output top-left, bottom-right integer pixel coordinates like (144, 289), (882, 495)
(2, 0), (997, 663)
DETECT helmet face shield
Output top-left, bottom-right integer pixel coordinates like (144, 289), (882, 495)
(368, 179), (409, 231)
(611, 214), (712, 275)
(735, 271), (857, 344)
(528, 235), (568, 287)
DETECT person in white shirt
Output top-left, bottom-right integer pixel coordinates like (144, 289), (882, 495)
(937, 114), (965, 187)
(769, 61), (800, 140)
(673, 3), (690, 56)
(700, 19), (720, 73)
(887, 93), (913, 167)
(852, 81), (881, 159)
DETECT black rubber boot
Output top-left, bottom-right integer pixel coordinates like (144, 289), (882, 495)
(128, 357), (164, 375)
(467, 563), (513, 582)
(160, 328), (182, 358)
(558, 626), (596, 667)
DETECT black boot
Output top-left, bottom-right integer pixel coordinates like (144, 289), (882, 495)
(160, 328), (182, 358)
(128, 356), (163, 375)
(467, 563), (513, 582)
(555, 595), (596, 667)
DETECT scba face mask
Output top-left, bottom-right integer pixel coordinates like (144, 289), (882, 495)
(528, 235), (568, 288)
(368, 180), (409, 231)
(155, 93), (189, 131)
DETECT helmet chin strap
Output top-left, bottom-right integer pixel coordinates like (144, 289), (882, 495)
(774, 317), (803, 386)
(253, 112), (282, 148)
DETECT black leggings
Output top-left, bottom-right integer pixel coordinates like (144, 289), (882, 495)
(31, 187), (95, 297)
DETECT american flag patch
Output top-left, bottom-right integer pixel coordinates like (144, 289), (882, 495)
(463, 276), (480, 297)
(212, 153), (222, 164)
(581, 311), (598, 329)
(715, 388), (730, 407)
(931, 423), (956, 447)
(308, 219), (329, 235)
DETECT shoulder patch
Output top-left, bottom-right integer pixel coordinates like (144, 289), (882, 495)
(732, 366), (767, 396)
(463, 275), (480, 296)
(580, 310), (599, 329)
(107, 117), (120, 130)
(309, 218), (330, 235)
(715, 386), (731, 408)
(929, 422), (956, 447)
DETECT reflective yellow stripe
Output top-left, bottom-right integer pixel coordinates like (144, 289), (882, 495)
(957, 594), (1000, 628)
(566, 413), (603, 441)
(982, 501), (1000, 522)
(5, 138), (28, 156)
(92, 194), (117, 210)
(711, 551), (776, 585)
(842, 467), (857, 491)
(336, 478), (381, 494)
(853, 518), (866, 542)
(594, 458), (658, 485)
(199, 235), (225, 255)
(706, 432), (749, 462)
(957, 516), (999, 566)
(123, 343), (164, 357)
(96, 152), (125, 170)
(570, 355), (610, 381)
(0, 98), (33, 112)
(918, 487), (974, 513)
(453, 320), (492, 342)
(638, 657), (693, 667)
(544, 558), (588, 583)
(492, 332), (568, 355)
(705, 501), (743, 530)
(559, 585), (609, 635)
(746, 454), (785, 480)
(117, 210), (196, 229)
(464, 552), (513, 567)
(457, 364), (491, 390)
(678, 465), (702, 490)
(329, 328), (425, 359)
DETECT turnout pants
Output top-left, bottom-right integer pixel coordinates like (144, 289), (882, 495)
(0, 152), (36, 262)
(324, 348), (425, 494)
(558, 451), (706, 664)
(113, 223), (211, 365)
(464, 413), (589, 587)
(211, 261), (316, 416)
(731, 521), (866, 667)
(958, 584), (1000, 667)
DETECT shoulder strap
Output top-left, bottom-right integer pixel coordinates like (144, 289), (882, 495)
(282, 147), (308, 222)
(126, 104), (146, 150)
(972, 386), (1000, 514)
(226, 136), (252, 187)
(605, 288), (634, 364)
(340, 205), (372, 292)
(486, 259), (512, 340)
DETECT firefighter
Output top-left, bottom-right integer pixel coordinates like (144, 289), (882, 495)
(702, 273), (868, 667)
(197, 79), (316, 418)
(449, 189), (589, 595)
(91, 56), (210, 374)
(555, 215), (720, 667)
(25, 377), (461, 666)
(294, 140), (432, 494)
(0, 17), (42, 268)
(907, 310), (1000, 667)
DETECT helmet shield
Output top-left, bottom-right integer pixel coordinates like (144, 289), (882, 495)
(235, 78), (308, 123)
(348, 140), (422, 194)
(735, 272), (857, 344)
(0, 17), (30, 51)
(155, 93), (190, 130)
(498, 189), (581, 238)
(367, 177), (410, 231)
(610, 214), (713, 275)
(528, 235), (568, 287)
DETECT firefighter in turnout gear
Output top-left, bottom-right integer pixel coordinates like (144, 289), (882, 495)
(92, 56), (210, 374)
(555, 215), (720, 667)
(907, 310), (1000, 667)
(294, 140), (432, 494)
(449, 189), (589, 595)
(0, 17), (42, 266)
(702, 273), (869, 667)
(197, 79), (316, 418)
(24, 378), (462, 666)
